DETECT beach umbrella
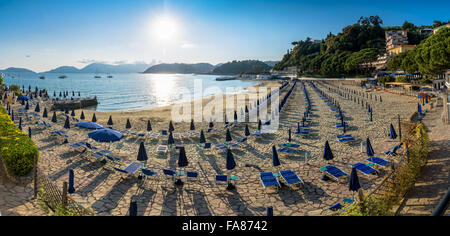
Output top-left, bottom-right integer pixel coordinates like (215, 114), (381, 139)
(78, 92), (80, 96)
(244, 124), (250, 136)
(53, 91), (56, 97)
(72, 91), (75, 96)
(91, 113), (97, 123)
(209, 119), (214, 128)
(80, 111), (85, 120)
(129, 201), (137, 216)
(366, 138), (374, 157)
(234, 110), (238, 122)
(65, 109), (69, 114)
(370, 110), (373, 122)
(225, 149), (236, 190)
(104, 115), (113, 126)
(288, 129), (291, 142)
(25, 101), (29, 110)
(10, 110), (15, 121)
(71, 109), (75, 117)
(190, 119), (195, 130)
(64, 116), (70, 129)
(224, 114), (229, 125)
(297, 122), (300, 133)
(28, 127), (32, 138)
(137, 142), (148, 162)
(43, 108), (48, 118)
(34, 103), (40, 112)
(245, 105), (249, 113)
(126, 118), (132, 129)
(258, 119), (262, 131)
(68, 169), (75, 194)
(168, 131), (174, 145)
(272, 146), (280, 167)
(59, 92), (62, 97)
(380, 96), (382, 103)
(349, 167), (361, 200)
(175, 147), (189, 186)
(322, 141), (334, 161)
(75, 121), (104, 130)
(425, 95), (428, 104)
(88, 128), (123, 143)
(389, 124), (397, 140)
(417, 103), (422, 115)
(147, 120), (152, 132)
(169, 121), (174, 132)
(30, 93), (33, 100)
(51, 111), (57, 123)
(199, 130), (206, 143)
(18, 116), (22, 127)
(225, 129), (232, 142)
(267, 207), (273, 216)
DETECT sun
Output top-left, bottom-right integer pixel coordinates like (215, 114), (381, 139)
(152, 15), (178, 41)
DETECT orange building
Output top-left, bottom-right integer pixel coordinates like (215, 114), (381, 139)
(388, 45), (416, 55)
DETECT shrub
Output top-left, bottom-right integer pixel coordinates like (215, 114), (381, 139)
(395, 75), (410, 83)
(0, 104), (38, 176)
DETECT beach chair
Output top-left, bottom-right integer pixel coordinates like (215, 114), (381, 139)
(140, 168), (159, 188)
(224, 142), (240, 149)
(173, 133), (182, 139)
(352, 163), (379, 177)
(338, 137), (356, 144)
(336, 134), (352, 139)
(237, 137), (247, 143)
(320, 166), (348, 182)
(161, 169), (177, 189)
(214, 143), (228, 152)
(185, 172), (200, 190)
(366, 157), (390, 168)
(157, 145), (168, 154)
(328, 198), (355, 212)
(385, 143), (402, 157)
(260, 172), (281, 192)
(281, 143), (300, 149)
(91, 150), (111, 161)
(249, 133), (263, 139)
(277, 148), (296, 156)
(215, 175), (229, 186)
(279, 170), (304, 188)
(148, 132), (160, 139)
(181, 132), (191, 139)
(188, 131), (200, 137)
(113, 162), (144, 178)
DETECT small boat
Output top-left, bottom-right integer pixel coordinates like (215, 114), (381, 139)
(107, 74), (113, 78)
(59, 75), (67, 79)
(39, 76), (45, 80)
(94, 75), (101, 78)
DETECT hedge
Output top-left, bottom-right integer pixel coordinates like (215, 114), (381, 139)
(0, 103), (39, 176)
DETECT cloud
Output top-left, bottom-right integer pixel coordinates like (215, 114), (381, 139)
(180, 43), (197, 49)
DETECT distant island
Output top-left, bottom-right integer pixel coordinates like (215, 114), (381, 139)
(143, 63), (215, 74)
(45, 63), (153, 74)
(0, 67), (36, 74)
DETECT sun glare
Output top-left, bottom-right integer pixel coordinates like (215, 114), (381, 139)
(152, 15), (178, 41)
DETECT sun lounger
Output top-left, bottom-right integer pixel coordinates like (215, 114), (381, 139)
(188, 131), (200, 137)
(279, 170), (304, 187)
(336, 134), (352, 139)
(181, 132), (191, 138)
(91, 150), (111, 160)
(385, 143), (402, 156)
(328, 198), (354, 211)
(366, 157), (390, 168)
(237, 137), (247, 143)
(352, 163), (379, 176)
(214, 143), (228, 152)
(185, 172), (200, 190)
(113, 162), (143, 177)
(149, 132), (160, 139)
(140, 168), (159, 187)
(173, 133), (182, 139)
(215, 175), (228, 185)
(250, 133), (263, 138)
(260, 172), (281, 191)
(281, 143), (299, 149)
(224, 142), (240, 149)
(277, 148), (296, 155)
(157, 145), (168, 153)
(320, 166), (348, 182)
(338, 137), (356, 143)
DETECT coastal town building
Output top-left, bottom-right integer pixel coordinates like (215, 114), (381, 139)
(388, 44), (416, 55)
(420, 28), (434, 35)
(433, 23), (450, 34)
(385, 30), (409, 51)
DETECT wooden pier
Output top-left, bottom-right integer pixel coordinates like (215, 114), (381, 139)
(51, 97), (98, 110)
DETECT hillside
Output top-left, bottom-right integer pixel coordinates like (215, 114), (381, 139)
(143, 63), (215, 74)
(0, 67), (36, 74)
(273, 16), (437, 77)
(46, 66), (80, 73)
(211, 60), (271, 75)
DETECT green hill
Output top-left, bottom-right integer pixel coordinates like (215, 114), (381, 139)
(212, 60), (271, 75)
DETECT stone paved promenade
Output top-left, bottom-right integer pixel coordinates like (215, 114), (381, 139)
(397, 103), (450, 216)
(0, 174), (44, 216)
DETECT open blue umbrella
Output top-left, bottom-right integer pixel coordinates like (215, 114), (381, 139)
(267, 206), (273, 216)
(75, 121), (104, 129)
(88, 128), (123, 142)
(137, 142), (148, 162)
(272, 146), (280, 167)
(107, 116), (114, 126)
(225, 129), (232, 141)
(43, 108), (48, 118)
(349, 167), (361, 199)
(64, 116), (70, 129)
(129, 201), (137, 216)
(199, 130), (206, 143)
(91, 113), (97, 123)
(244, 124), (250, 136)
(51, 111), (57, 123)
(389, 124), (397, 140)
(68, 169), (75, 194)
(323, 141), (334, 161)
(366, 138), (374, 157)
(190, 119), (195, 130)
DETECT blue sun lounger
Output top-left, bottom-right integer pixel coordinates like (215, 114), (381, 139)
(237, 137), (247, 143)
(91, 150), (111, 160)
(336, 134), (353, 139)
(366, 157), (390, 168)
(329, 198), (354, 211)
(385, 143), (402, 156)
(281, 143), (300, 149)
(352, 163), (379, 176)
(338, 137), (356, 143)
(113, 162), (144, 177)
(214, 143), (228, 151)
(224, 142), (240, 149)
(250, 133), (263, 138)
(277, 148), (296, 155)
(320, 166), (348, 182)
(279, 170), (304, 187)
(260, 172), (281, 190)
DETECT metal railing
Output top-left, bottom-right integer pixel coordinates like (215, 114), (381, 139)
(431, 187), (450, 216)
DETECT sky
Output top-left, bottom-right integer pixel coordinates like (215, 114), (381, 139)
(0, 0), (448, 72)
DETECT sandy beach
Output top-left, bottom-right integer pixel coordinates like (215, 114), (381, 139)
(9, 79), (426, 216)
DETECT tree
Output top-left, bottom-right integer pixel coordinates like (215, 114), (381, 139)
(414, 28), (450, 75)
